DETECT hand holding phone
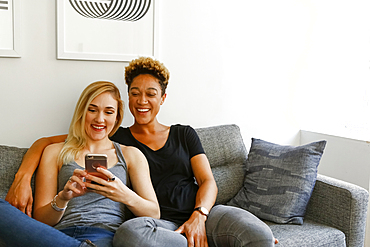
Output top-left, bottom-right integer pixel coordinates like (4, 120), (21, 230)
(85, 154), (108, 182)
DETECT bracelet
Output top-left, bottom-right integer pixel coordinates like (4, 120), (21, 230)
(51, 194), (67, 212)
(194, 206), (209, 217)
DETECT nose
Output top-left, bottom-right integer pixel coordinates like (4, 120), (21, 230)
(138, 94), (148, 104)
(95, 111), (104, 123)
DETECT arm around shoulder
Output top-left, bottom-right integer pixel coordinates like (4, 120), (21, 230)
(5, 135), (67, 216)
(15, 135), (67, 179)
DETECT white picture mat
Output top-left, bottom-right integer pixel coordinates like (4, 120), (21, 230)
(0, 0), (20, 57)
(57, 0), (158, 62)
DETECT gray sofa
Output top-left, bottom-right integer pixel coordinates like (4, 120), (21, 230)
(0, 124), (369, 246)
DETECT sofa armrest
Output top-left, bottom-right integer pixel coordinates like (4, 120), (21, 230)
(305, 174), (369, 247)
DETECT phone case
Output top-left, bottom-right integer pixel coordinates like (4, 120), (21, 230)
(85, 154), (108, 181)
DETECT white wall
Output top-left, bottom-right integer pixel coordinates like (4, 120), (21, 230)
(1, 0), (308, 148)
(0, 1), (129, 147)
(301, 130), (370, 190)
(295, 0), (370, 140)
(1, 0), (369, 152)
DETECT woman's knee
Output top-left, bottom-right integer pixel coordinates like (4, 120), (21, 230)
(113, 217), (187, 247)
(207, 205), (274, 247)
(113, 217), (155, 246)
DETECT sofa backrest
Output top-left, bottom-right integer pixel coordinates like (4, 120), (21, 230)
(195, 124), (247, 204)
(0, 124), (248, 205)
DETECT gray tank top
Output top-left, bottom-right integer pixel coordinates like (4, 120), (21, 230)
(54, 142), (129, 232)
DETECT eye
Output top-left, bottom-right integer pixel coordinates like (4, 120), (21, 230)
(147, 91), (157, 97)
(88, 108), (96, 113)
(130, 91), (139, 96)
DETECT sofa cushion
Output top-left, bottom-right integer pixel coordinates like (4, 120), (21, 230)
(0, 145), (29, 200)
(266, 219), (346, 246)
(227, 138), (326, 224)
(195, 125), (248, 204)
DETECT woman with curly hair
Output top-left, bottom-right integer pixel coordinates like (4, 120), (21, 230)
(6, 58), (276, 247)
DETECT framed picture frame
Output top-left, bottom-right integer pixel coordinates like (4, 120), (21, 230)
(56, 0), (158, 62)
(0, 0), (21, 57)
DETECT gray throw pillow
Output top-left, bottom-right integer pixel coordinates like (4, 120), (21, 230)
(227, 138), (326, 224)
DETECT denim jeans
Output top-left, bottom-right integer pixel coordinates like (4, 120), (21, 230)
(60, 226), (114, 247)
(206, 205), (274, 247)
(0, 199), (108, 247)
(113, 205), (274, 247)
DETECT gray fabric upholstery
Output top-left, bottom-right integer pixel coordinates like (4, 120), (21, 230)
(265, 219), (346, 247)
(195, 124), (368, 247)
(0, 124), (368, 247)
(0, 145), (28, 200)
(305, 174), (369, 247)
(195, 125), (247, 204)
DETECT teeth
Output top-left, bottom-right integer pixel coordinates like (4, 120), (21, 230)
(93, 125), (105, 129)
(137, 109), (149, 112)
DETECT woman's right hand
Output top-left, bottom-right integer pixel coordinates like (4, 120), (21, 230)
(6, 135), (68, 217)
(58, 169), (88, 201)
(5, 174), (33, 217)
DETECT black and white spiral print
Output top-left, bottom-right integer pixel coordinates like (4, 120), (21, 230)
(0, 1), (9, 10)
(69, 0), (152, 21)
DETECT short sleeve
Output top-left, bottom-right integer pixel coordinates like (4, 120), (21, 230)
(184, 126), (205, 158)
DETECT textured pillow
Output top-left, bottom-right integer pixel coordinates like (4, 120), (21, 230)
(227, 138), (326, 224)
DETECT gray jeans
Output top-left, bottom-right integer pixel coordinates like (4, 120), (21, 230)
(113, 205), (274, 247)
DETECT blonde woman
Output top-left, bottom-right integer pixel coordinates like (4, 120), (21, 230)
(0, 81), (159, 247)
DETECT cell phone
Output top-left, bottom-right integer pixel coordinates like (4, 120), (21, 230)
(85, 154), (108, 182)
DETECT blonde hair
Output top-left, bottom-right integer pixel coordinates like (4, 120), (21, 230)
(58, 81), (124, 164)
(125, 57), (170, 96)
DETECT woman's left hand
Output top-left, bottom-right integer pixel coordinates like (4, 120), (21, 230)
(85, 167), (128, 202)
(175, 211), (208, 247)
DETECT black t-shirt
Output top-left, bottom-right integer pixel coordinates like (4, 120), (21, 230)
(110, 124), (205, 224)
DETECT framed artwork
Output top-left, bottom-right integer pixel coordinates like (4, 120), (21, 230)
(57, 0), (158, 62)
(0, 0), (20, 57)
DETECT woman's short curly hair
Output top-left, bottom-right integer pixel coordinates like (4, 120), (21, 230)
(125, 57), (170, 96)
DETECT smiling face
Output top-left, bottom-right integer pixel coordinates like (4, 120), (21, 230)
(84, 92), (118, 141)
(128, 74), (166, 126)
